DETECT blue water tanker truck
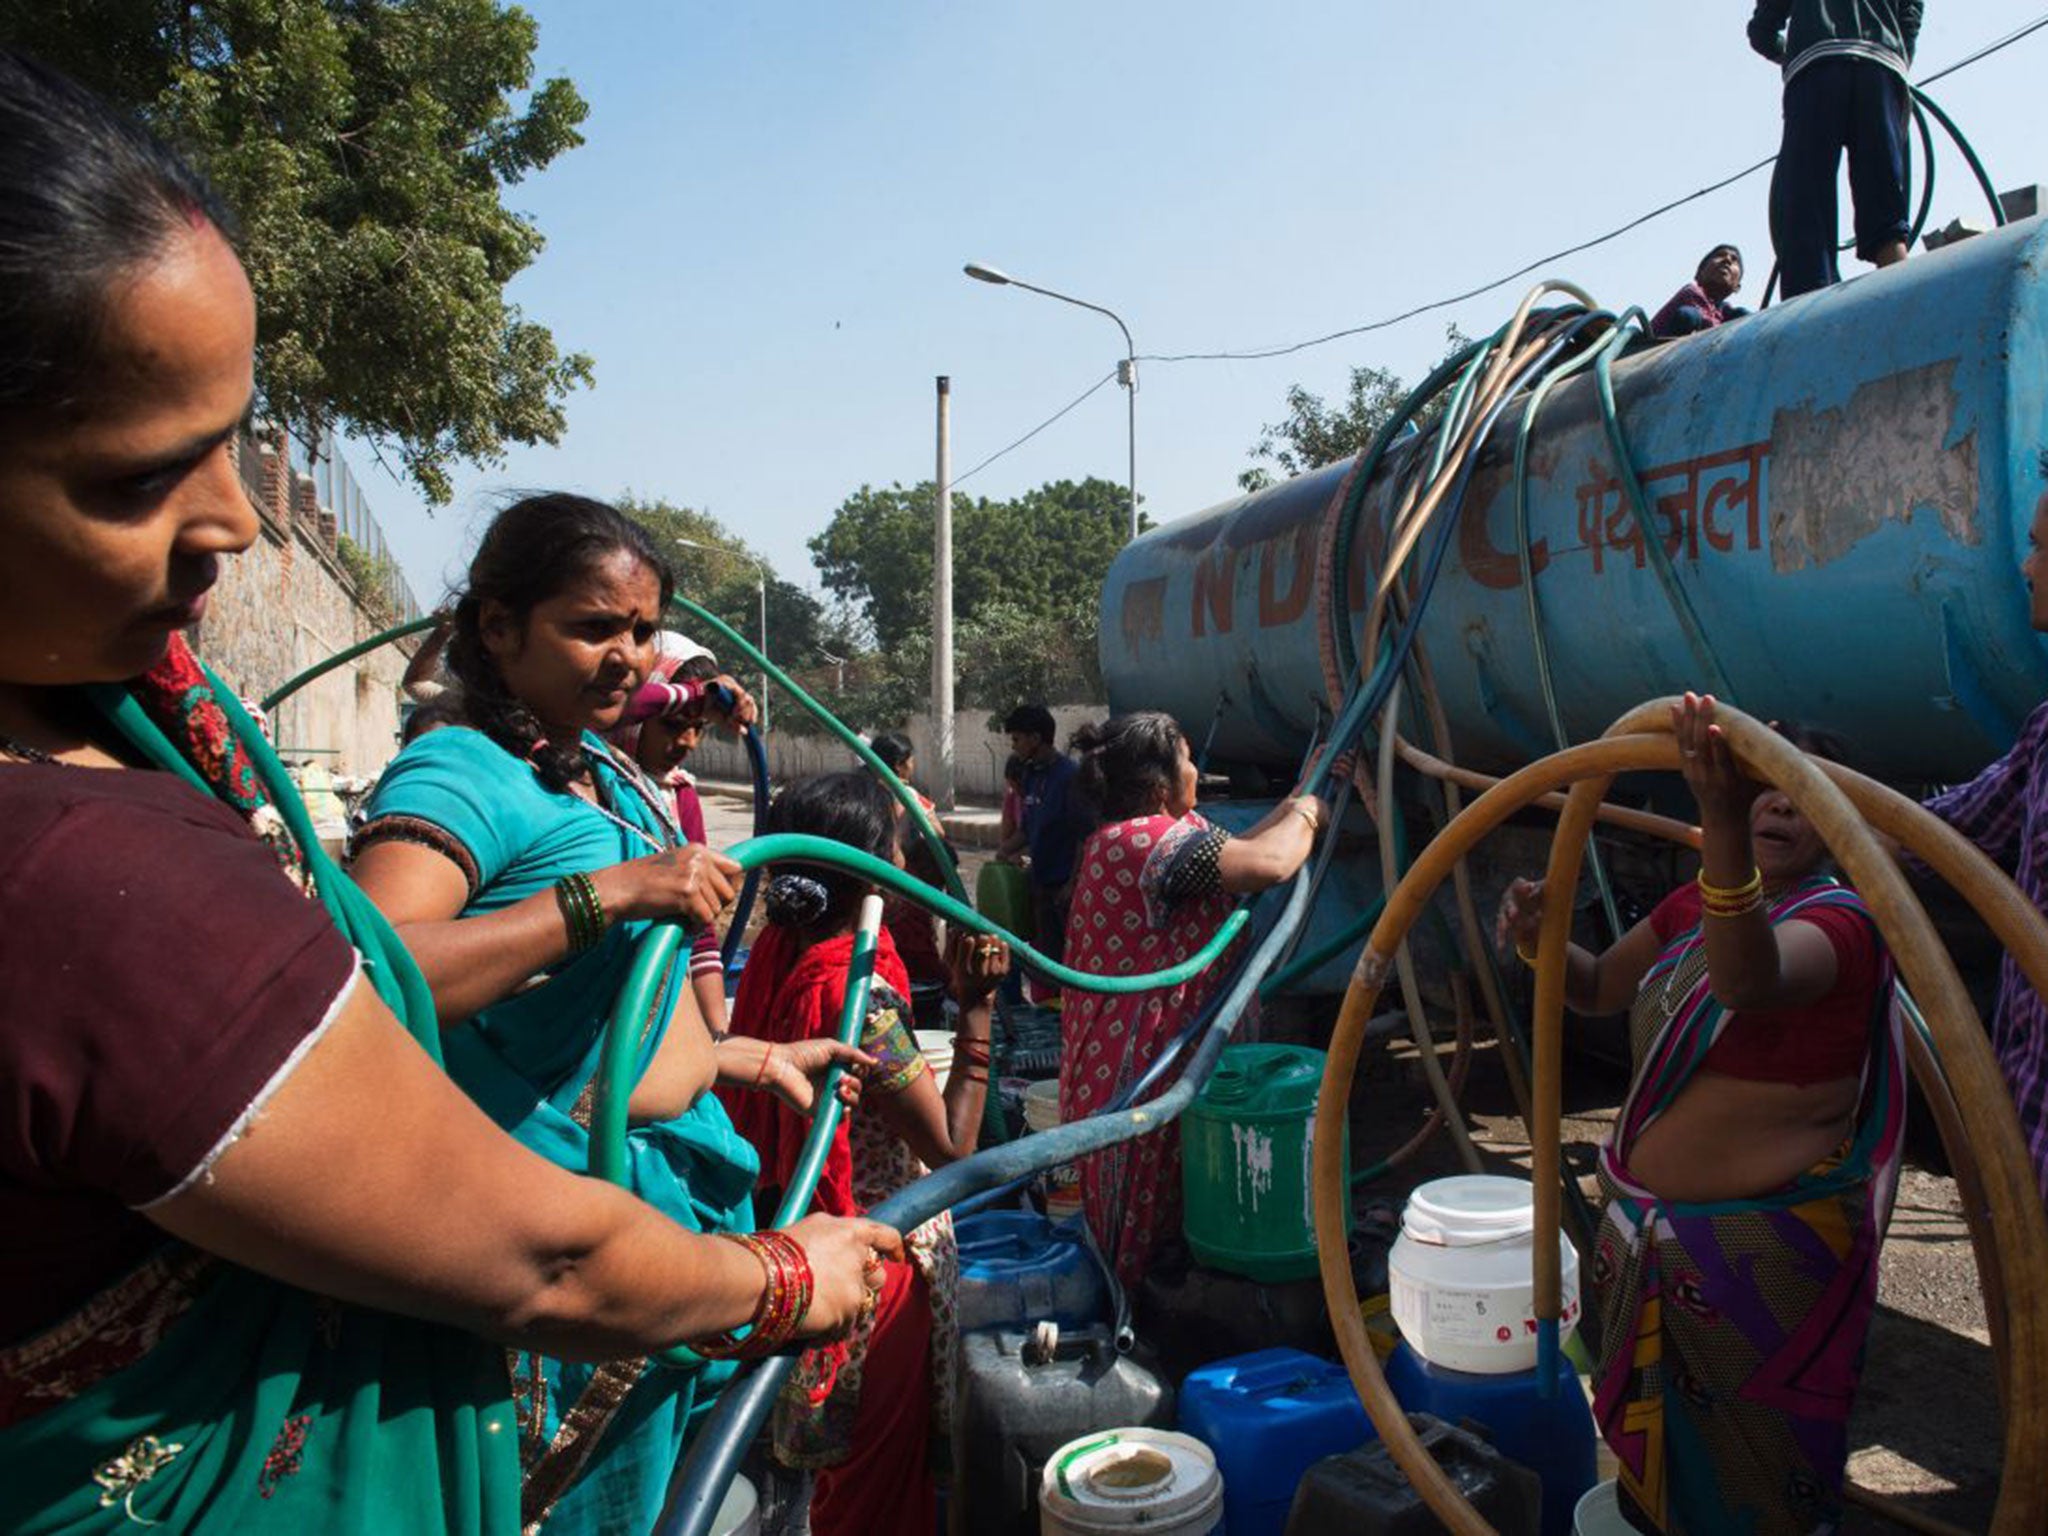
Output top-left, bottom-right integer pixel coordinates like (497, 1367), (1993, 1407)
(1102, 216), (2048, 788)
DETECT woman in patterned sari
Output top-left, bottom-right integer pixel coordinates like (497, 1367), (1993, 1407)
(1057, 712), (1327, 1289)
(1498, 695), (1903, 1536)
(0, 48), (892, 1535)
(351, 497), (874, 1532)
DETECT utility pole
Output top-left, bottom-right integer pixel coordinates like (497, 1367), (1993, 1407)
(933, 376), (956, 811)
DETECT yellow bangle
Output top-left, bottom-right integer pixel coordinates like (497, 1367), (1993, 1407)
(1515, 940), (1540, 965)
(1696, 867), (1764, 917)
(1696, 867), (1762, 903)
(1293, 798), (1321, 832)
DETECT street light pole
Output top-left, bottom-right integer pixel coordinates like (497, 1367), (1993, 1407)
(964, 261), (1139, 542)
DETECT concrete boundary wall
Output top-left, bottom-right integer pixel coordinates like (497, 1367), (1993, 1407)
(187, 428), (412, 777)
(686, 703), (1105, 803)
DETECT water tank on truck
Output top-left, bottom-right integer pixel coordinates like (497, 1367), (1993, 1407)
(1100, 215), (2048, 787)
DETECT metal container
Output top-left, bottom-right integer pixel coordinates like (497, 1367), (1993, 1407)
(1101, 216), (2048, 783)
(952, 1322), (1174, 1536)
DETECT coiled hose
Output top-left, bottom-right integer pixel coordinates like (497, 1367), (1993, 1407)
(1311, 700), (2048, 1535)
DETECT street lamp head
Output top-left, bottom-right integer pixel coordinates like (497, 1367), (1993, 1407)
(963, 261), (1012, 286)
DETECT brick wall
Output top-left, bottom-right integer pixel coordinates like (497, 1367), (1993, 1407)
(186, 429), (413, 777)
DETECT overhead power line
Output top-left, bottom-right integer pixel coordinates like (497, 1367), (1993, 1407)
(1143, 12), (2047, 366)
(955, 12), (2047, 484)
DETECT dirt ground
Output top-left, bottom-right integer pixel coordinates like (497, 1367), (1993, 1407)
(700, 788), (2004, 1530)
(1452, 1043), (2003, 1533)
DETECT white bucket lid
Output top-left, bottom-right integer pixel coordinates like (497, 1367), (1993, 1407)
(1041, 1429), (1220, 1528)
(709, 1472), (758, 1536)
(1402, 1175), (1538, 1248)
(914, 1030), (954, 1061)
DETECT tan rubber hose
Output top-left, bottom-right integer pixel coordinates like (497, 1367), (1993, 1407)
(1532, 701), (2048, 1536)
(1315, 711), (2048, 1535)
(1377, 677), (1483, 1171)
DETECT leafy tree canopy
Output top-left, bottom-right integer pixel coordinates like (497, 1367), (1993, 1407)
(619, 495), (830, 670)
(809, 475), (1143, 653)
(1239, 325), (1472, 492)
(1, 0), (592, 501)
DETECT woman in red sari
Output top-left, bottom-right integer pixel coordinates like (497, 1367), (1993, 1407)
(1058, 712), (1327, 1288)
(720, 772), (1008, 1536)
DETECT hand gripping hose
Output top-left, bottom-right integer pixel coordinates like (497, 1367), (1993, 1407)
(1310, 700), (2048, 1535)
(655, 868), (1316, 1536)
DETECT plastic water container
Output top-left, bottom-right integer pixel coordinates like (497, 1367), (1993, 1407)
(1572, 1481), (1633, 1536)
(954, 1323), (1174, 1536)
(1139, 1229), (1391, 1388)
(709, 1472), (759, 1536)
(1039, 1428), (1222, 1536)
(1283, 1414), (1542, 1536)
(977, 860), (1037, 943)
(955, 1210), (1110, 1334)
(1181, 1045), (1349, 1282)
(1177, 1349), (1377, 1536)
(915, 1029), (954, 1092)
(1384, 1342), (1596, 1536)
(1388, 1176), (1581, 1373)
(1023, 1080), (1084, 1221)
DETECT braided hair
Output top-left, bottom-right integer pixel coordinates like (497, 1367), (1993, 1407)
(444, 493), (673, 792)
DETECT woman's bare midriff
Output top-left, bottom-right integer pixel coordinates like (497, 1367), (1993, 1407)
(626, 1012), (720, 1121)
(1624, 1069), (1861, 1202)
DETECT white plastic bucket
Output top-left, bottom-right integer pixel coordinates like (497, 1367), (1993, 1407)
(1039, 1428), (1223, 1535)
(915, 1029), (954, 1093)
(1023, 1080), (1085, 1221)
(1573, 1479), (1633, 1536)
(709, 1472), (759, 1536)
(1388, 1174), (1581, 1374)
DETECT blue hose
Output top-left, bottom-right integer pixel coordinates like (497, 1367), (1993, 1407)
(653, 870), (1315, 1536)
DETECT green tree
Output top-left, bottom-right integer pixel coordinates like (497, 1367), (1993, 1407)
(1, 0), (592, 502)
(1239, 325), (1472, 492)
(808, 476), (1138, 652)
(619, 495), (827, 669)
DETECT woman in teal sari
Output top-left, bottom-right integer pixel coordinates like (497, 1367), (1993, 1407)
(0, 47), (893, 1536)
(352, 495), (871, 1531)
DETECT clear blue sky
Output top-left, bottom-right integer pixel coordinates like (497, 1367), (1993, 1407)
(363, 1), (2048, 612)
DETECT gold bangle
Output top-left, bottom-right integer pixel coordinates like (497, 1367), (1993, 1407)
(1515, 940), (1540, 965)
(1293, 798), (1321, 832)
(1695, 867), (1762, 904)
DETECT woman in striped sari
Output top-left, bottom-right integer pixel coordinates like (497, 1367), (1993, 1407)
(1498, 695), (1903, 1536)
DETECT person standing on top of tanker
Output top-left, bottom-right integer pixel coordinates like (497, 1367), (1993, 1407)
(999, 704), (1093, 1002)
(1904, 489), (2048, 1208)
(1750, 0), (1920, 299)
(1649, 245), (1749, 338)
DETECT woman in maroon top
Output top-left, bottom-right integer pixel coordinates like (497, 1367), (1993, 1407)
(1496, 698), (1903, 1535)
(0, 47), (892, 1534)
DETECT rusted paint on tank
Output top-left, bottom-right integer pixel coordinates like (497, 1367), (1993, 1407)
(1121, 576), (1166, 653)
(1768, 359), (1980, 573)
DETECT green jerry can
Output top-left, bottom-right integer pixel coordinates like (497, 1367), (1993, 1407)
(1180, 1044), (1350, 1282)
(974, 859), (1036, 945)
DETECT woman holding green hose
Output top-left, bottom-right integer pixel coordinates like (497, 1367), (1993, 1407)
(1059, 712), (1327, 1289)
(0, 48), (894, 1536)
(350, 494), (876, 1532)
